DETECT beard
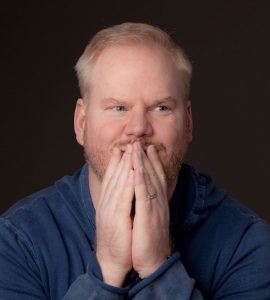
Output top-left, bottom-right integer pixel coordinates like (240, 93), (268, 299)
(83, 132), (189, 192)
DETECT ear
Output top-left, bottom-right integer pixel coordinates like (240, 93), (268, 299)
(74, 98), (87, 146)
(186, 100), (193, 143)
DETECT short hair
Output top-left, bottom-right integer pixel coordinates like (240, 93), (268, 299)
(75, 22), (192, 100)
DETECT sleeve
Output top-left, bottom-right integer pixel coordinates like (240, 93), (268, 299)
(129, 221), (270, 299)
(128, 253), (204, 299)
(0, 218), (130, 300)
(0, 218), (48, 300)
(63, 251), (131, 299)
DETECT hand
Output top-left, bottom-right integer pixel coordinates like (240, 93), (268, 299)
(132, 142), (171, 278)
(95, 144), (134, 287)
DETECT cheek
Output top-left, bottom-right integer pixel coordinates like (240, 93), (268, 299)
(154, 117), (187, 162)
(86, 118), (123, 145)
(155, 117), (185, 145)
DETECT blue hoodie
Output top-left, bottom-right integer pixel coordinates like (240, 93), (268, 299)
(0, 164), (269, 299)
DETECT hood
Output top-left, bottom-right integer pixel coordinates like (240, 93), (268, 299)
(170, 164), (227, 234)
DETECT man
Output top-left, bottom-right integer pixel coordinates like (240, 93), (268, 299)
(0, 22), (269, 299)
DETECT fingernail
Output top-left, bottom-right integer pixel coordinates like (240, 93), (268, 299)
(126, 144), (132, 153)
(148, 145), (155, 152)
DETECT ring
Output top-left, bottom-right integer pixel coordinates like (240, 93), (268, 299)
(148, 193), (157, 201)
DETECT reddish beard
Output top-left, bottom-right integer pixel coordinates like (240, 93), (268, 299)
(83, 137), (188, 191)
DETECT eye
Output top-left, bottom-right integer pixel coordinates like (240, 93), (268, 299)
(111, 105), (127, 112)
(154, 105), (170, 112)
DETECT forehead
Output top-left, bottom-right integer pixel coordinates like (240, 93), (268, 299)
(89, 44), (182, 102)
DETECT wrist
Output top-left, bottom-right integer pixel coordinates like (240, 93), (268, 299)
(101, 268), (127, 287)
(137, 250), (172, 279)
(138, 259), (167, 279)
(97, 257), (130, 287)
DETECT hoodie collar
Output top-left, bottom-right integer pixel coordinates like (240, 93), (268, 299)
(170, 164), (227, 234)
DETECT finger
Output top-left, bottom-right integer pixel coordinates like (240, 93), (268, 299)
(103, 147), (122, 183)
(134, 144), (155, 213)
(139, 144), (161, 192)
(135, 143), (169, 214)
(100, 149), (128, 207)
(134, 166), (150, 214)
(146, 145), (167, 190)
(134, 142), (159, 197)
(115, 145), (133, 187)
(102, 145), (132, 204)
(139, 146), (170, 219)
(113, 145), (135, 214)
(119, 169), (135, 217)
(100, 147), (122, 199)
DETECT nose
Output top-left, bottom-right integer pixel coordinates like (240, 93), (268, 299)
(124, 109), (153, 138)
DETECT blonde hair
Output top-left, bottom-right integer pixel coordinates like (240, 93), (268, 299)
(75, 22), (192, 100)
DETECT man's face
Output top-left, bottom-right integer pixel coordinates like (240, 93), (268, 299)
(75, 44), (193, 189)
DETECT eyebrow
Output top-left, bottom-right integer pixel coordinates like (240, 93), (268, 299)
(100, 96), (177, 107)
(100, 97), (129, 107)
(153, 97), (177, 105)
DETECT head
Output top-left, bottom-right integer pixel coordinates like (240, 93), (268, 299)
(75, 22), (192, 100)
(74, 22), (193, 190)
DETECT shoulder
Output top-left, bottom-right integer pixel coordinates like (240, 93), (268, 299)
(182, 164), (269, 234)
(0, 167), (85, 241)
(179, 164), (270, 267)
(178, 166), (270, 296)
(209, 194), (269, 240)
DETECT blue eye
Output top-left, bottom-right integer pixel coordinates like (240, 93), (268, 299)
(112, 106), (126, 111)
(155, 105), (170, 112)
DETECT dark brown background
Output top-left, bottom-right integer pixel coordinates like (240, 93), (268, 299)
(1, 1), (269, 221)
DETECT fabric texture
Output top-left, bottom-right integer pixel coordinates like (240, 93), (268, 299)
(0, 163), (269, 299)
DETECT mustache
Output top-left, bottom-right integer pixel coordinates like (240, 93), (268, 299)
(113, 141), (166, 152)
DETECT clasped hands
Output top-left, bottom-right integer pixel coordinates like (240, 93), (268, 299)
(95, 141), (171, 287)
